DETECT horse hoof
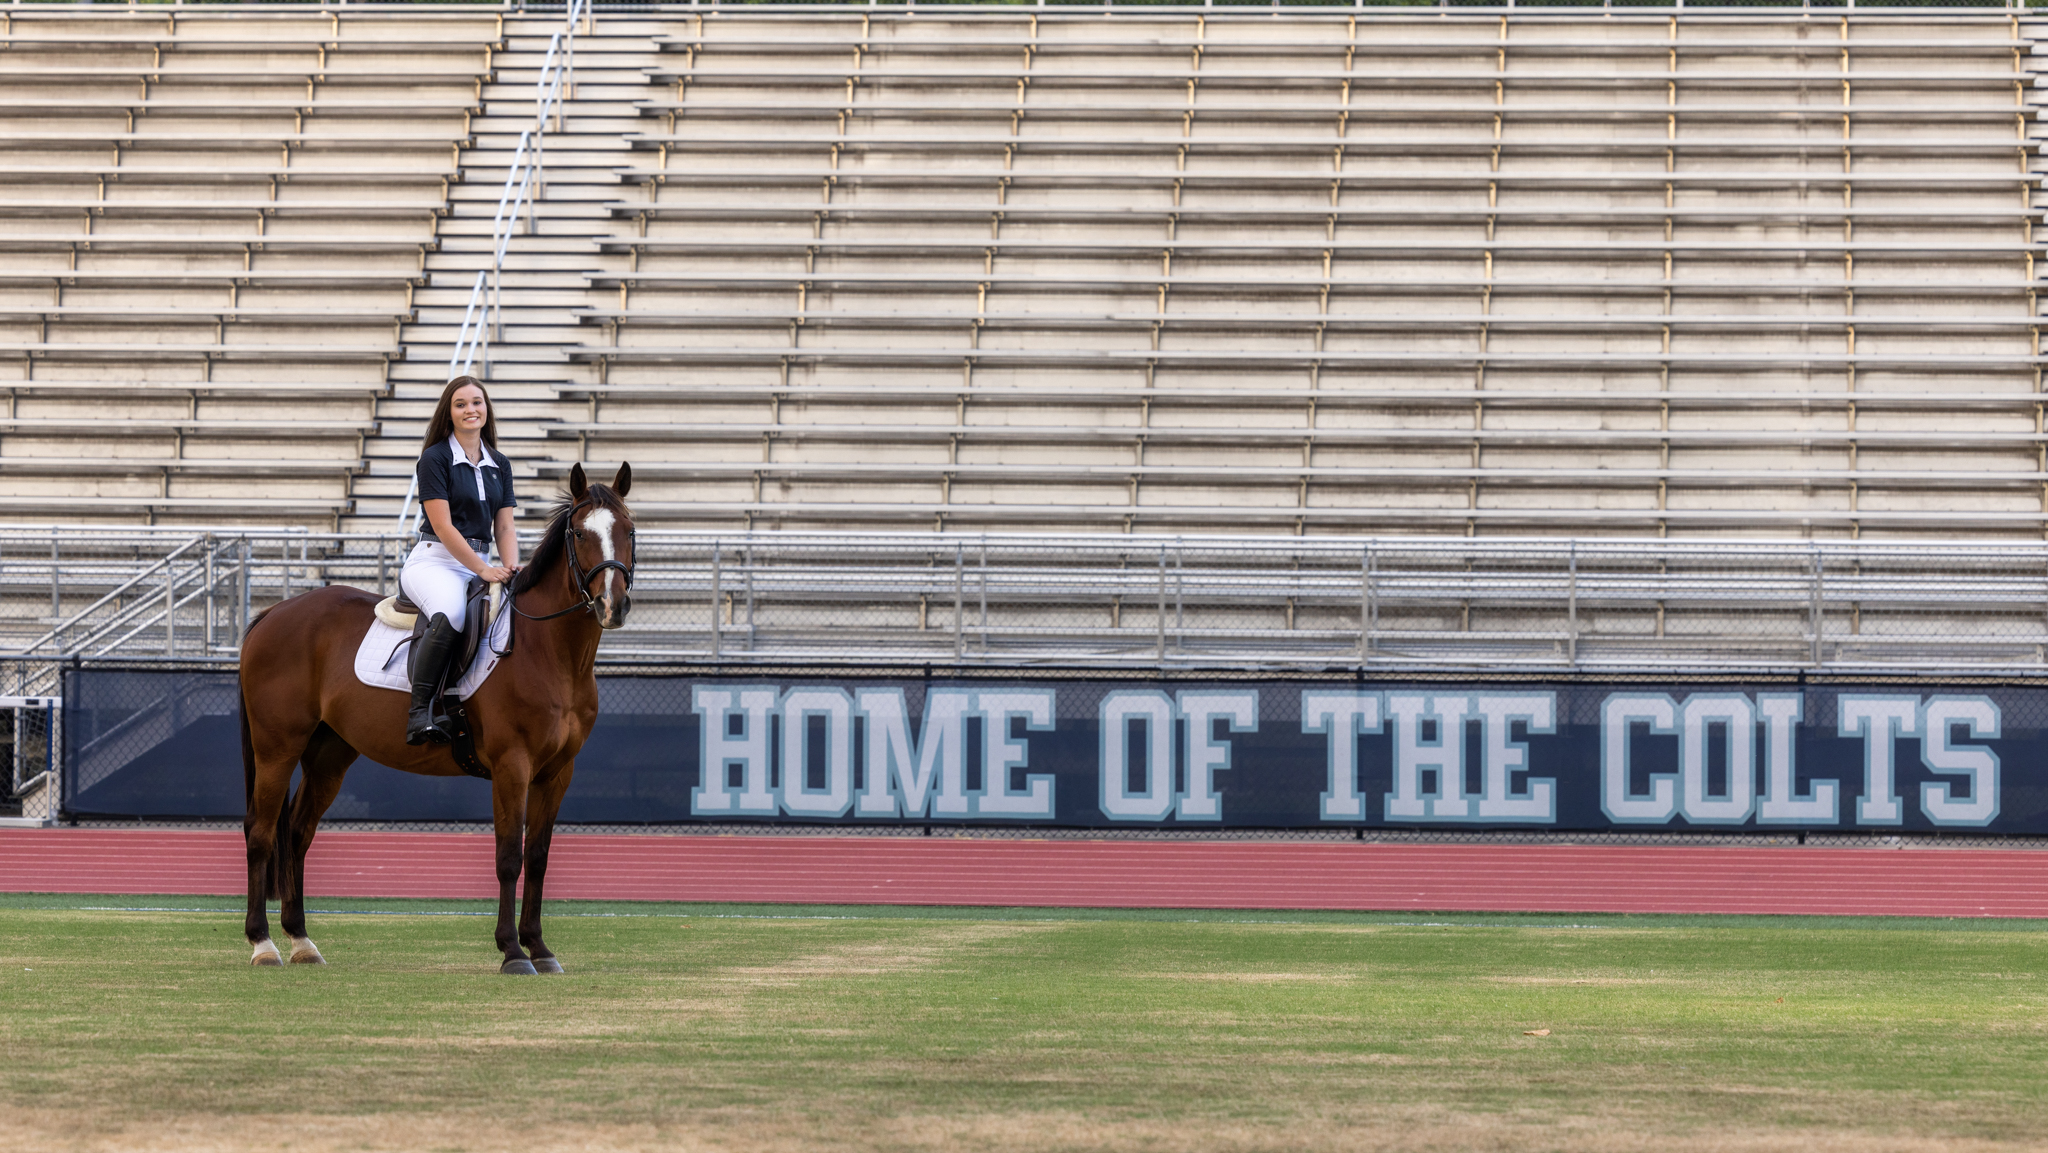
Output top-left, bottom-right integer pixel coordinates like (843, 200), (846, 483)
(288, 938), (326, 965)
(533, 957), (564, 974)
(501, 958), (539, 976)
(251, 940), (283, 967)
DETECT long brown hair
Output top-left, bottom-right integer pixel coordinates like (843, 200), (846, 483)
(421, 375), (499, 452)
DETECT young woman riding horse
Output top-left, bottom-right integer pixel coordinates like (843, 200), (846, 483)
(238, 396), (635, 974)
(402, 375), (519, 745)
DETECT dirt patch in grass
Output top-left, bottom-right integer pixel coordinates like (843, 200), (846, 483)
(1155, 971), (1358, 982)
(4, 1104), (2040, 1153)
(713, 921), (1044, 987)
(1484, 975), (1670, 986)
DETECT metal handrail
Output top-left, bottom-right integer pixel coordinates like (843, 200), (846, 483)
(396, 0), (589, 535)
(12, 529), (2048, 672)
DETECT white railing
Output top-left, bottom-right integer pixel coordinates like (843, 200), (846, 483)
(396, 0), (589, 535)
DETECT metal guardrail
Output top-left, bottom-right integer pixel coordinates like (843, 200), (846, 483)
(7, 529), (2048, 674)
(566, 1), (2038, 11)
(15, 2), (2035, 9)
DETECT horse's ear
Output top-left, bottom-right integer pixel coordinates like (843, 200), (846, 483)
(611, 461), (632, 498)
(569, 462), (589, 502)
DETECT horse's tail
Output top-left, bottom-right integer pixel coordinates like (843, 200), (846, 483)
(239, 680), (282, 900)
(239, 683), (254, 822)
(271, 789), (292, 904)
(239, 604), (289, 901)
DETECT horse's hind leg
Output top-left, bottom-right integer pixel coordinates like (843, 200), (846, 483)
(244, 747), (297, 966)
(279, 724), (356, 965)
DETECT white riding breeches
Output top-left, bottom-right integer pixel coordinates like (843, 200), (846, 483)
(400, 541), (481, 630)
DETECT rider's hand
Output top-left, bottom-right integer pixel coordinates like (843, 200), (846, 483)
(478, 565), (513, 584)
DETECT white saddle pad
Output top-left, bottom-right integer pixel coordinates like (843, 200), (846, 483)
(353, 595), (511, 700)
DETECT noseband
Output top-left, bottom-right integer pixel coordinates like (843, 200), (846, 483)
(511, 500), (635, 623)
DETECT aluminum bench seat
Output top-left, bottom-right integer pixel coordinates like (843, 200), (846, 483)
(0, 456), (364, 478)
(650, 33), (2028, 56)
(589, 271), (2032, 300)
(0, 65), (496, 87)
(0, 305), (412, 324)
(0, 130), (469, 149)
(525, 498), (2048, 534)
(554, 381), (2048, 413)
(0, 380), (388, 401)
(0, 198), (448, 218)
(567, 347), (2040, 375)
(1, 166), (461, 185)
(619, 168), (2036, 193)
(636, 99), (2040, 122)
(0, 33), (500, 52)
(0, 343), (400, 363)
(576, 310), (2040, 335)
(625, 132), (2030, 160)
(0, 270), (423, 289)
(599, 237), (2042, 261)
(0, 236), (437, 259)
(0, 495), (352, 517)
(645, 65), (2028, 88)
(533, 459), (2047, 490)
(0, 98), (483, 118)
(550, 421), (2048, 452)
(607, 202), (2043, 228)
(0, 418), (376, 438)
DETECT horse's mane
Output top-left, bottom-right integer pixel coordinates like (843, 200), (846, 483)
(512, 483), (629, 596)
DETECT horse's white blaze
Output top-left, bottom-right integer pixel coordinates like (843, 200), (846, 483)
(582, 506), (619, 601)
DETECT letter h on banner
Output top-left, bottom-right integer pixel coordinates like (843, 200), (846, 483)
(1305, 691), (1557, 823)
(691, 687), (779, 814)
(1385, 694), (1474, 820)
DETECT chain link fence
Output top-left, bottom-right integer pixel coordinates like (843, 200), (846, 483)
(9, 529), (2048, 674)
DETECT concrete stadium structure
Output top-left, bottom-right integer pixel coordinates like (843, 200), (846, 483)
(0, 2), (2041, 539)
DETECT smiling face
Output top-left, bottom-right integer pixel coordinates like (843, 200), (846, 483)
(449, 384), (488, 440)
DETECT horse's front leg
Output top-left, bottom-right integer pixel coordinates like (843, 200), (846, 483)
(518, 761), (577, 973)
(490, 758), (536, 975)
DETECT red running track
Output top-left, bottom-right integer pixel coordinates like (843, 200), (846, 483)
(3, 828), (2048, 916)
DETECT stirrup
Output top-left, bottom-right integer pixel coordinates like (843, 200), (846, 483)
(407, 704), (454, 746)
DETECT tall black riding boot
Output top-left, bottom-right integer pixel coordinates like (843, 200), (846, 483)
(405, 612), (461, 746)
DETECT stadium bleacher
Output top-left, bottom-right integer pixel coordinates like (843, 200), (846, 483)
(542, 6), (2046, 538)
(1, 5), (2041, 538)
(0, 4), (499, 524)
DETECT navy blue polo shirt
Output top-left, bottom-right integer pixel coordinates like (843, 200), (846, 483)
(415, 435), (517, 543)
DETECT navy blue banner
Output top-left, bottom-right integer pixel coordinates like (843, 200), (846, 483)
(61, 671), (2048, 833)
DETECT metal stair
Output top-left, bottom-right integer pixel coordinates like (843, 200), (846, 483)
(348, 13), (659, 532)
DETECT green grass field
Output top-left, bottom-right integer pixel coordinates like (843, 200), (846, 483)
(2, 895), (2045, 1152)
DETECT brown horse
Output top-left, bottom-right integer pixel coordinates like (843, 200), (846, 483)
(238, 463), (634, 974)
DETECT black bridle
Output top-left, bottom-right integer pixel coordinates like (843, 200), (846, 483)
(510, 500), (635, 624)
